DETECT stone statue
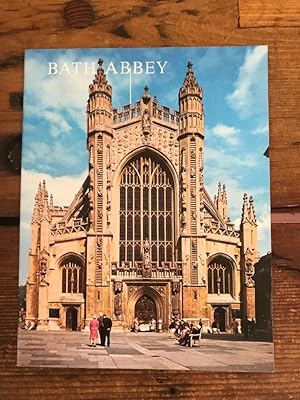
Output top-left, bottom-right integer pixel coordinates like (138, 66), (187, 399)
(142, 109), (151, 133)
(114, 293), (122, 318)
(142, 239), (152, 277)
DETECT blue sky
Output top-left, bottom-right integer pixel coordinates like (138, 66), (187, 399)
(19, 46), (270, 284)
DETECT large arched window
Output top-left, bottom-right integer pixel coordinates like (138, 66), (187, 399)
(208, 256), (233, 296)
(61, 256), (84, 294)
(119, 152), (174, 266)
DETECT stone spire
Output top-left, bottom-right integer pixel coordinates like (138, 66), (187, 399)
(89, 58), (112, 97)
(87, 58), (113, 134)
(49, 194), (54, 212)
(215, 183), (228, 222)
(179, 61), (202, 96)
(32, 180), (52, 224)
(248, 196), (257, 223)
(178, 61), (204, 137)
(222, 185), (227, 204)
(217, 182), (222, 201)
(241, 193), (249, 222)
(32, 191), (40, 224)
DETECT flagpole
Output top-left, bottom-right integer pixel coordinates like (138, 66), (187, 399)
(129, 71), (132, 105)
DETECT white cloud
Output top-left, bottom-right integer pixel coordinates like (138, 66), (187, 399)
(252, 123), (269, 135)
(209, 123), (240, 145)
(43, 111), (72, 138)
(257, 208), (271, 255)
(226, 46), (268, 119)
(205, 147), (258, 174)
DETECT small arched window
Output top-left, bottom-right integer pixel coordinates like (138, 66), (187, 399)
(61, 256), (84, 294)
(208, 256), (233, 296)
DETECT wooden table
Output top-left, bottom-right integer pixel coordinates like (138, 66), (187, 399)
(0, 1), (299, 398)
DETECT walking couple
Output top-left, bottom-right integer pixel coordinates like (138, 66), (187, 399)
(89, 313), (112, 347)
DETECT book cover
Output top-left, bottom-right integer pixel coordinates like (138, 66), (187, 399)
(18, 46), (273, 371)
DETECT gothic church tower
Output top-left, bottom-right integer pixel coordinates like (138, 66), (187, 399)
(178, 61), (206, 318)
(86, 58), (114, 319)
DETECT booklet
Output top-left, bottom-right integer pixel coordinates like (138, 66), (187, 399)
(18, 46), (273, 371)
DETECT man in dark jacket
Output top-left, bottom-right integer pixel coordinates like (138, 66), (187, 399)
(97, 312), (105, 346)
(103, 314), (112, 347)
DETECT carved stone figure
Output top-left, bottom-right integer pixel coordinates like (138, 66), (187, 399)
(114, 280), (123, 293)
(38, 248), (50, 284)
(114, 293), (122, 317)
(172, 281), (180, 294)
(142, 109), (151, 134)
(244, 248), (255, 287)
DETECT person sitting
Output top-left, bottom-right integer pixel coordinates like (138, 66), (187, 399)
(212, 319), (220, 334)
(169, 319), (176, 338)
(178, 325), (191, 346)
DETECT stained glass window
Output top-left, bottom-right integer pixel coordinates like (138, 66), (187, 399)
(119, 153), (174, 266)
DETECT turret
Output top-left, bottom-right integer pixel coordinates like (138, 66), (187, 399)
(26, 180), (52, 325)
(86, 58), (114, 290)
(86, 58), (113, 232)
(87, 58), (113, 135)
(240, 193), (258, 246)
(178, 61), (204, 137)
(240, 193), (259, 320)
(178, 61), (205, 289)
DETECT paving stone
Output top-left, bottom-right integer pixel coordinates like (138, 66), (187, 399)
(17, 330), (274, 371)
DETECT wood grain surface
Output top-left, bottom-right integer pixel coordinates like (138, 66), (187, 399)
(0, 1), (299, 399)
(239, 0), (300, 27)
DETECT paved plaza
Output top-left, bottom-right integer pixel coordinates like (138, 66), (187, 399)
(17, 330), (274, 371)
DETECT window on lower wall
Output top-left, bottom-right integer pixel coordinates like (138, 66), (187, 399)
(61, 257), (84, 293)
(208, 256), (233, 296)
(49, 308), (60, 318)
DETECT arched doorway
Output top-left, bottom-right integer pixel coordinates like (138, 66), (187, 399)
(214, 306), (227, 332)
(66, 307), (78, 331)
(135, 294), (157, 324)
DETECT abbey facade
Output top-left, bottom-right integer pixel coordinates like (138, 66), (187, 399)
(25, 59), (259, 332)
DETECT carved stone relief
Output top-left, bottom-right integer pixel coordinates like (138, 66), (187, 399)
(128, 286), (139, 298)
(110, 123), (179, 175)
(39, 248), (49, 283)
(245, 248), (255, 288)
(152, 285), (166, 300)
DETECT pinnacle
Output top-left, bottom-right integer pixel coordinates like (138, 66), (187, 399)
(179, 60), (202, 97)
(187, 60), (193, 70)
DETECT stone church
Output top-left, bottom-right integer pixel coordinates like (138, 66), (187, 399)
(25, 59), (259, 332)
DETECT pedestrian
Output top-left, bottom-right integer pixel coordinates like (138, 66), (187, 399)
(198, 319), (203, 330)
(212, 319), (219, 334)
(89, 315), (99, 347)
(231, 318), (239, 336)
(98, 312), (105, 346)
(133, 317), (139, 333)
(242, 318), (249, 338)
(103, 314), (112, 347)
(248, 318), (255, 337)
(151, 318), (156, 332)
(157, 317), (162, 332)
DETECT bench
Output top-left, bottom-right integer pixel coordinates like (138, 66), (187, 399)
(189, 332), (202, 347)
